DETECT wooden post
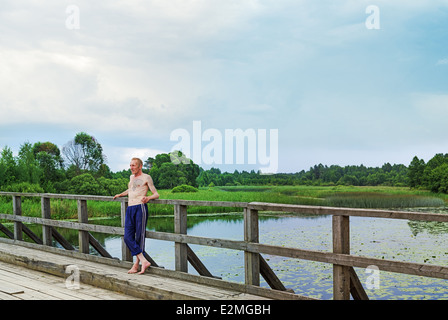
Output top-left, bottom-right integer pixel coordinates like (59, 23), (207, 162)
(41, 197), (52, 246)
(244, 207), (260, 286)
(120, 201), (132, 262)
(13, 196), (22, 241)
(77, 199), (89, 254)
(174, 204), (188, 273)
(333, 215), (350, 300)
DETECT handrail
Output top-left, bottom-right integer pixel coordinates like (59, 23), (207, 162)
(0, 191), (447, 300)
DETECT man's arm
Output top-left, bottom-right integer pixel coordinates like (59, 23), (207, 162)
(113, 189), (129, 200)
(141, 175), (159, 203)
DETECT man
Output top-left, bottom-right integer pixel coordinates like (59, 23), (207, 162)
(113, 158), (159, 274)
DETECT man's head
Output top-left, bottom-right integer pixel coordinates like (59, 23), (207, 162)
(130, 158), (143, 175)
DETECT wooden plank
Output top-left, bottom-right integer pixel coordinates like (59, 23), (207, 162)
(0, 213), (124, 235)
(78, 199), (89, 254)
(0, 223), (13, 239)
(186, 244), (215, 278)
(244, 208), (260, 286)
(174, 204), (188, 273)
(0, 284), (24, 294)
(51, 227), (74, 250)
(89, 233), (112, 258)
(259, 254), (293, 292)
(120, 201), (132, 262)
(0, 241), (308, 300)
(13, 195), (22, 241)
(41, 197), (52, 246)
(0, 260), (138, 300)
(332, 215), (350, 300)
(0, 290), (22, 300)
(22, 224), (43, 245)
(248, 202), (448, 222)
(349, 267), (369, 300)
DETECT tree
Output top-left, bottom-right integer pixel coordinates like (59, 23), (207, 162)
(408, 156), (425, 188)
(32, 141), (63, 168)
(0, 146), (18, 187)
(148, 151), (200, 189)
(422, 153), (448, 190)
(157, 162), (185, 189)
(62, 132), (106, 174)
(428, 163), (448, 193)
(17, 142), (42, 185)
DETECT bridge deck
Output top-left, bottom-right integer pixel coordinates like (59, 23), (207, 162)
(0, 259), (138, 300)
(0, 241), (296, 300)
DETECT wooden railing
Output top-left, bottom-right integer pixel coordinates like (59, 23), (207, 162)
(1, 191), (448, 300)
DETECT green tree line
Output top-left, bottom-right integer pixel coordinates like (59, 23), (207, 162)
(408, 154), (448, 193)
(196, 163), (409, 187)
(1, 133), (448, 194)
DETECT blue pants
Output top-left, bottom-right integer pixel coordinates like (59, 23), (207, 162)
(124, 204), (148, 256)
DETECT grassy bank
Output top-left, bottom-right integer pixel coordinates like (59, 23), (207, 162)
(1, 185), (447, 220)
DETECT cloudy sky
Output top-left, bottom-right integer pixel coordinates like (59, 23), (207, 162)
(1, 1), (448, 173)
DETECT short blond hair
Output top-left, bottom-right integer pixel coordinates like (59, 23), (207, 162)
(131, 157), (143, 167)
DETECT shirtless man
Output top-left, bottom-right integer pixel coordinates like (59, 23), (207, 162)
(113, 158), (159, 274)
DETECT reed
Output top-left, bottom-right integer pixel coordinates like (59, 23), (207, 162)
(325, 192), (445, 209)
(0, 185), (446, 220)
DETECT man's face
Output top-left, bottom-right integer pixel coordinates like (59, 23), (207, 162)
(130, 160), (141, 174)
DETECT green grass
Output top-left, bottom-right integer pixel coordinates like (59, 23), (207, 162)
(0, 185), (447, 220)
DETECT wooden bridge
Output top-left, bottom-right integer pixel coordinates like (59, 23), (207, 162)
(0, 191), (447, 300)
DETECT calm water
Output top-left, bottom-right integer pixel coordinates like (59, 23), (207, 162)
(5, 212), (448, 300)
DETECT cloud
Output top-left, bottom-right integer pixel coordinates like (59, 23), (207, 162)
(1, 1), (448, 173)
(105, 146), (167, 171)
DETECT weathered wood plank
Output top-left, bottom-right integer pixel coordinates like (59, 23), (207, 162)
(41, 197), (52, 246)
(13, 195), (22, 241)
(78, 199), (89, 254)
(89, 233), (112, 258)
(349, 267), (369, 300)
(248, 202), (448, 222)
(120, 201), (132, 262)
(0, 223), (14, 239)
(51, 227), (73, 249)
(332, 215), (350, 300)
(0, 260), (137, 300)
(0, 214), (124, 235)
(259, 254), (292, 292)
(244, 208), (259, 286)
(0, 239), (309, 300)
(186, 244), (215, 278)
(22, 224), (43, 245)
(174, 204), (188, 273)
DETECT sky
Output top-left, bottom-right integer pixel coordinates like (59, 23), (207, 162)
(1, 0), (448, 173)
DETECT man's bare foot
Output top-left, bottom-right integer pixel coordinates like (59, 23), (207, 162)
(128, 265), (139, 274)
(138, 261), (151, 274)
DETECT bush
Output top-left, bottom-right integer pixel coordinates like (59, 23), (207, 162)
(3, 182), (44, 193)
(68, 173), (102, 195)
(171, 184), (199, 193)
